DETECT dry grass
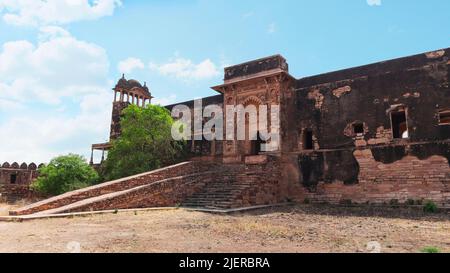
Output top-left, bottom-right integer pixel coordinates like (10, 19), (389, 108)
(0, 203), (449, 253)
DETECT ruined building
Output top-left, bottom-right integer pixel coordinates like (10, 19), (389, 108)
(10, 47), (450, 216)
(0, 162), (42, 200)
(165, 48), (450, 205)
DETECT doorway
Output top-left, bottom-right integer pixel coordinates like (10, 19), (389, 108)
(391, 109), (409, 139)
(10, 174), (17, 184)
(303, 129), (314, 150)
(249, 133), (263, 155)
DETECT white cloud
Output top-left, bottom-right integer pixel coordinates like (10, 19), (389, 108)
(367, 0), (382, 6)
(0, 27), (112, 163)
(0, 0), (122, 26)
(149, 57), (220, 81)
(268, 22), (276, 34)
(38, 25), (71, 41)
(0, 92), (112, 163)
(118, 57), (145, 74)
(0, 98), (23, 111)
(0, 27), (109, 105)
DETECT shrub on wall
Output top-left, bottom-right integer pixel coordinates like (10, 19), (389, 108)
(423, 201), (438, 213)
(31, 154), (99, 196)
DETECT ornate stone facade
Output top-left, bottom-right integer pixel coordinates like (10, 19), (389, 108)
(167, 48), (450, 206)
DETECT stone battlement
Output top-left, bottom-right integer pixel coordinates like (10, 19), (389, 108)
(224, 54), (289, 82)
(1, 162), (44, 171)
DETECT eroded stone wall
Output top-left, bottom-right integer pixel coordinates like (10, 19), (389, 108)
(290, 147), (450, 205)
(285, 48), (450, 206)
(0, 162), (41, 200)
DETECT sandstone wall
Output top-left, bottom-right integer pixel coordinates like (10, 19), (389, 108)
(234, 156), (285, 207)
(288, 148), (450, 206)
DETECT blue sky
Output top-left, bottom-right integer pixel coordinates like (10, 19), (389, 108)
(0, 0), (449, 163)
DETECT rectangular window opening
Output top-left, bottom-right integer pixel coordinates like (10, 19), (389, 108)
(353, 123), (364, 135)
(391, 109), (408, 139)
(303, 129), (314, 150)
(10, 174), (17, 184)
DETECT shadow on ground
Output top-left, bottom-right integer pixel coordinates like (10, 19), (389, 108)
(229, 203), (450, 222)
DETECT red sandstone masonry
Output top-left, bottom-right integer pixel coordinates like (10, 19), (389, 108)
(35, 157), (284, 214)
(0, 185), (39, 202)
(34, 172), (216, 215)
(10, 161), (215, 216)
(180, 156), (285, 209)
(295, 149), (450, 206)
(233, 156), (284, 207)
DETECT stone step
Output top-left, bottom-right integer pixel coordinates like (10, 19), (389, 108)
(187, 196), (236, 200)
(180, 174), (254, 209)
(183, 199), (235, 203)
(190, 189), (247, 193)
(183, 200), (234, 204)
(184, 202), (235, 206)
(205, 184), (251, 186)
(185, 194), (234, 198)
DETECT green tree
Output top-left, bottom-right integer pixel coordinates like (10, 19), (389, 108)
(32, 154), (99, 195)
(103, 104), (186, 181)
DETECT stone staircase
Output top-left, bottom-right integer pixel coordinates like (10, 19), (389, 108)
(181, 164), (252, 209)
(182, 159), (283, 209)
(8, 155), (284, 216)
(181, 179), (253, 209)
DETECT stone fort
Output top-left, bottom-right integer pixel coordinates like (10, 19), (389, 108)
(8, 47), (450, 216)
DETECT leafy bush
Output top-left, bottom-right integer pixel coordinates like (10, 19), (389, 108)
(32, 154), (99, 196)
(421, 247), (441, 253)
(102, 104), (186, 181)
(423, 201), (438, 213)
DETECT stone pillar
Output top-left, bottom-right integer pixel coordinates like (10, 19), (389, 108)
(90, 148), (94, 165)
(101, 149), (105, 163)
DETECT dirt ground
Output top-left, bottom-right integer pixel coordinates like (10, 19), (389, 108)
(0, 200), (30, 216)
(0, 203), (449, 253)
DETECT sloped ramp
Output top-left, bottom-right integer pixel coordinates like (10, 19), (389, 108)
(10, 161), (215, 216)
(33, 172), (216, 215)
